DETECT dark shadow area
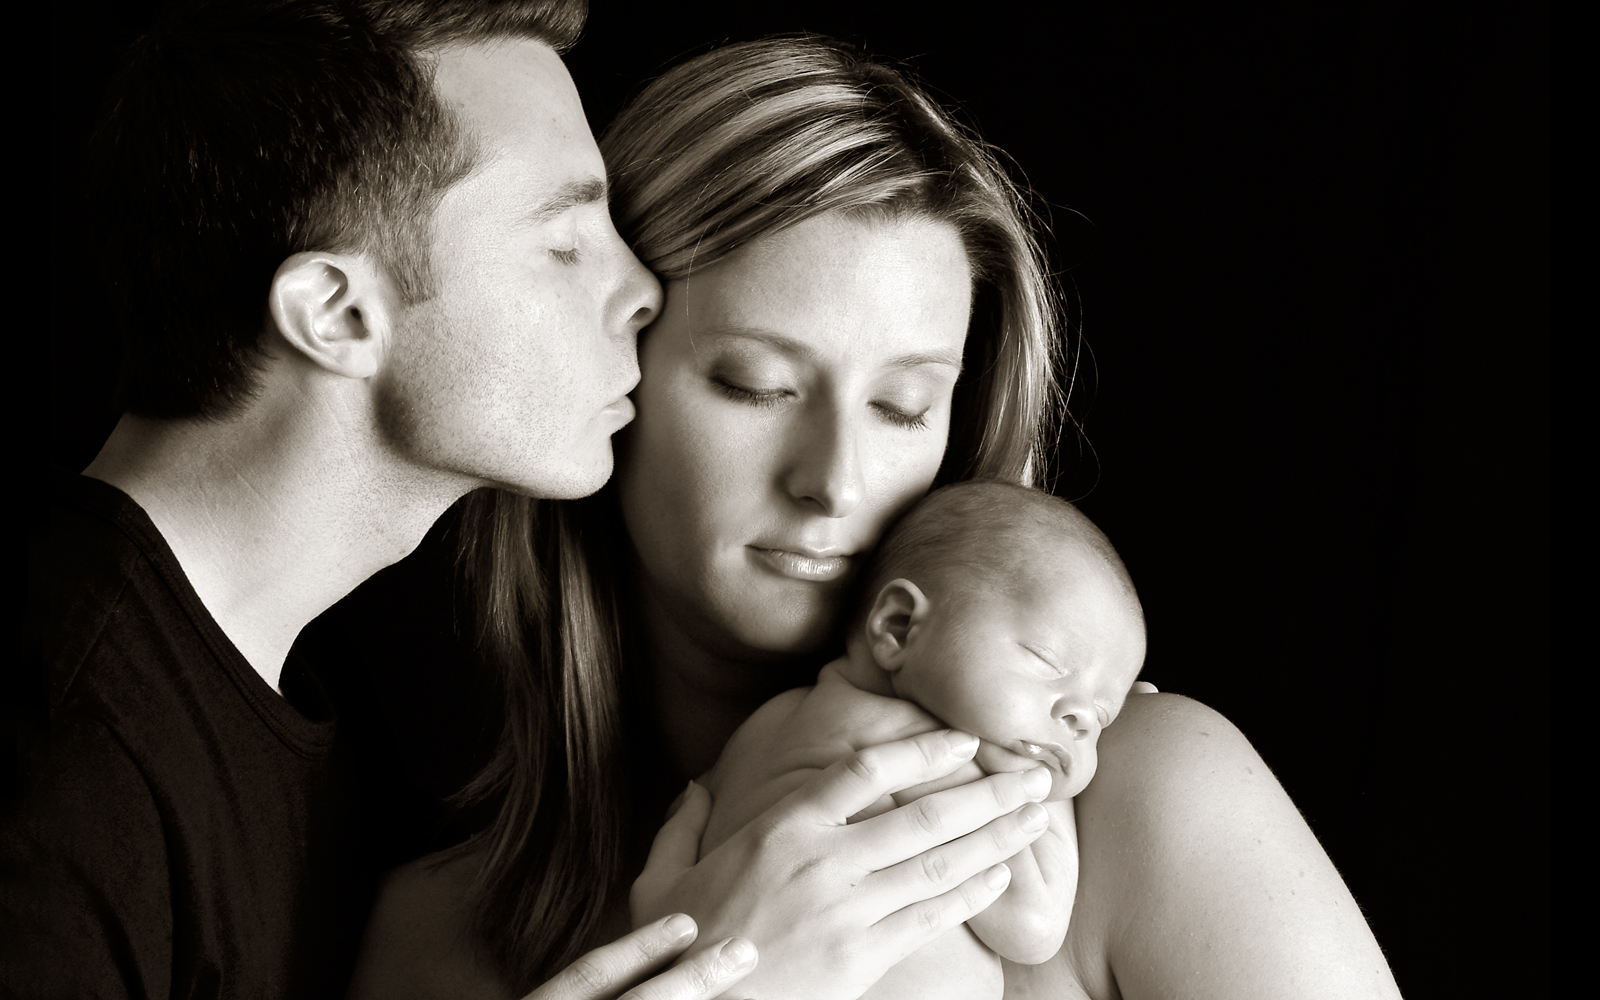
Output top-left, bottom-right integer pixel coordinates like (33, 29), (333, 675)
(45, 2), (1548, 995)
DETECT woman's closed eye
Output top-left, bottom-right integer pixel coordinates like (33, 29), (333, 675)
(713, 375), (792, 407)
(870, 370), (949, 431)
(871, 400), (930, 430)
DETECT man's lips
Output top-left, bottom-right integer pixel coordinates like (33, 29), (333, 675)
(600, 395), (636, 421)
(748, 545), (856, 582)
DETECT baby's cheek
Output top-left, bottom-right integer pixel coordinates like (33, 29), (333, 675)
(1050, 741), (1100, 800)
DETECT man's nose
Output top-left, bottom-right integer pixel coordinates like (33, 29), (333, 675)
(783, 402), (865, 518)
(609, 232), (662, 338)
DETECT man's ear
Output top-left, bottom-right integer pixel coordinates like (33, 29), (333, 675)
(865, 578), (932, 673)
(267, 251), (396, 379)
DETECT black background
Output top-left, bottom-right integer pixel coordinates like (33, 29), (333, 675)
(47, 2), (1548, 995)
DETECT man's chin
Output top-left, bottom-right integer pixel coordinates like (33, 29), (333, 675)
(487, 447), (614, 501)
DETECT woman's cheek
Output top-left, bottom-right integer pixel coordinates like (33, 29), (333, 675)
(864, 422), (949, 528)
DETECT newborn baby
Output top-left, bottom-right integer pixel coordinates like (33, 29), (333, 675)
(701, 480), (1149, 999)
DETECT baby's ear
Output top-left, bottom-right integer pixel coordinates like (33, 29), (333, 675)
(865, 578), (932, 673)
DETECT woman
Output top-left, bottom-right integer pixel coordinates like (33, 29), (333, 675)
(352, 36), (1400, 1000)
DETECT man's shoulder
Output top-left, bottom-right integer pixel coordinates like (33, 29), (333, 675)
(29, 467), (152, 591)
(26, 468), (205, 714)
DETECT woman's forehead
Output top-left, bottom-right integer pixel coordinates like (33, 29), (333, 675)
(666, 212), (974, 358)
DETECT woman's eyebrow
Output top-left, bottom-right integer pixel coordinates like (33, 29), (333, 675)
(704, 327), (963, 371)
(886, 349), (963, 371)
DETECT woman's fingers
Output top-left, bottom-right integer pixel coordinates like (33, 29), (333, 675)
(640, 781), (712, 879)
(871, 864), (1015, 959)
(527, 913), (700, 999)
(853, 764), (1053, 872)
(791, 729), (982, 824)
(633, 781), (713, 924)
(615, 937), (758, 1000)
(869, 798), (1050, 907)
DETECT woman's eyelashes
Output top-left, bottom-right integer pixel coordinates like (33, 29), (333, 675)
(710, 372), (933, 428)
(871, 401), (930, 429)
(713, 376), (789, 407)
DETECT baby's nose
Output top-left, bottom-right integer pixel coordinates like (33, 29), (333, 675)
(1056, 702), (1100, 742)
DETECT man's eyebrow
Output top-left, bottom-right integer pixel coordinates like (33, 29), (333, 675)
(520, 176), (608, 226)
(706, 327), (964, 371)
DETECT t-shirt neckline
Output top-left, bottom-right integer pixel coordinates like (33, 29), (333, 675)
(55, 468), (339, 759)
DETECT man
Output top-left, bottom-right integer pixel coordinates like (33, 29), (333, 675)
(8, 1), (658, 994)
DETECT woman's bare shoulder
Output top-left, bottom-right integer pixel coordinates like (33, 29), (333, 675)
(346, 848), (518, 1000)
(1092, 691), (1264, 791)
(1042, 693), (1401, 1000)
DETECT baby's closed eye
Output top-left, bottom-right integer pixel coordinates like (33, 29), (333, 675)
(1020, 644), (1067, 678)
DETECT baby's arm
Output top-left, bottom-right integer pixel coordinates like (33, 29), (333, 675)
(963, 798), (1077, 964)
(887, 760), (1077, 965)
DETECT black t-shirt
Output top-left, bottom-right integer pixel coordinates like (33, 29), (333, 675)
(4, 470), (373, 998)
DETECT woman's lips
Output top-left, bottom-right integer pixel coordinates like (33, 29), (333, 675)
(749, 546), (854, 583)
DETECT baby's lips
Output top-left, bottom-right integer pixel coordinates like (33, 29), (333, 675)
(974, 740), (1083, 800)
(973, 739), (1041, 777)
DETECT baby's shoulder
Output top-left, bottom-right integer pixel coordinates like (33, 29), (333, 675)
(800, 661), (943, 751)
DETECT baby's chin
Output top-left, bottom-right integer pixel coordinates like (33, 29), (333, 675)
(974, 739), (1091, 801)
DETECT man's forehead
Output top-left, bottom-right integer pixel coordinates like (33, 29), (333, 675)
(429, 37), (590, 152)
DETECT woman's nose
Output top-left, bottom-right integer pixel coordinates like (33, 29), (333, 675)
(783, 405), (865, 518)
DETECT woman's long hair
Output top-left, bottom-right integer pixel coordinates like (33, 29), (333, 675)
(452, 35), (1070, 988)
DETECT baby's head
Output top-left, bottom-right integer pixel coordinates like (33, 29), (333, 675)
(849, 481), (1147, 800)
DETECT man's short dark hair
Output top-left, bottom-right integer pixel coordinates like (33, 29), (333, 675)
(93, 0), (586, 419)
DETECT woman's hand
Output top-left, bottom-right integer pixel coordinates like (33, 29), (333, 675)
(347, 856), (756, 1000)
(632, 728), (1054, 1000)
(520, 914), (755, 1000)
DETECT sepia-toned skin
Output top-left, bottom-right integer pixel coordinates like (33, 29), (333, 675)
(1003, 692), (1404, 1000)
(697, 538), (1150, 999)
(348, 67), (1056, 1000)
(81, 35), (659, 694)
(615, 210), (1401, 1000)
(354, 197), (1402, 999)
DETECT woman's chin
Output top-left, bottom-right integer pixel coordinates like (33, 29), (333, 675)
(718, 596), (843, 663)
(699, 567), (843, 657)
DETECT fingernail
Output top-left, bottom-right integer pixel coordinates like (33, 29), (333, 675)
(1021, 766), (1052, 799)
(718, 936), (757, 971)
(984, 863), (1012, 890)
(1019, 802), (1049, 831)
(946, 730), (979, 758)
(662, 913), (695, 944)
